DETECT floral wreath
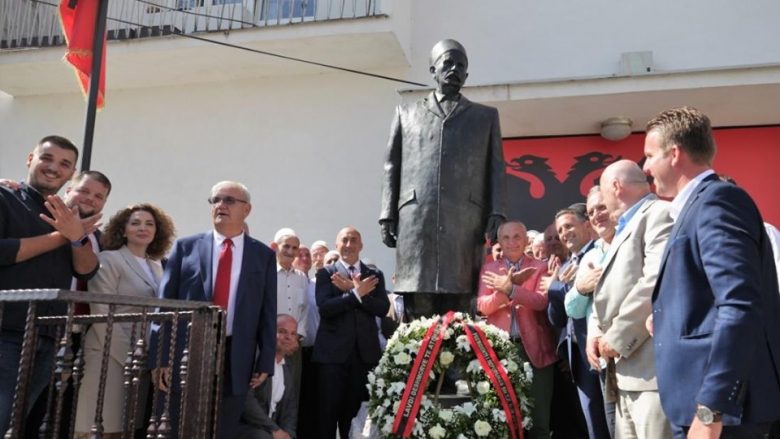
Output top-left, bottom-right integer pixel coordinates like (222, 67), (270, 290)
(367, 312), (534, 439)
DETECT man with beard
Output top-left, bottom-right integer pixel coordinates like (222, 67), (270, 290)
(0, 136), (101, 435)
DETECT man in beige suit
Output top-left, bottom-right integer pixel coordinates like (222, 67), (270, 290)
(586, 160), (673, 438)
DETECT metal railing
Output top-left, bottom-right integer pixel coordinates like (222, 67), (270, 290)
(0, 289), (225, 439)
(0, 0), (382, 50)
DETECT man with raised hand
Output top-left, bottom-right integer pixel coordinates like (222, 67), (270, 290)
(0, 135), (100, 433)
(312, 227), (389, 439)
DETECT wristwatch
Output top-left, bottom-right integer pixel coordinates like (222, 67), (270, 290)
(70, 235), (90, 248)
(695, 404), (722, 425)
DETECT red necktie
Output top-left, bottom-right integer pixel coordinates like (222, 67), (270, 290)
(213, 238), (233, 310)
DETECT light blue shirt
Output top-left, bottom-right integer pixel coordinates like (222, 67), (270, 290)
(616, 193), (654, 237)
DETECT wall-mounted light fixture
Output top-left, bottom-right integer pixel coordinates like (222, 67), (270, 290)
(600, 117), (633, 141)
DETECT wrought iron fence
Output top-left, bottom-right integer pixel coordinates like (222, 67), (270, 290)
(0, 0), (381, 50)
(0, 289), (225, 439)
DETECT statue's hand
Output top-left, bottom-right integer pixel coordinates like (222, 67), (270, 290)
(485, 215), (503, 245)
(380, 220), (397, 248)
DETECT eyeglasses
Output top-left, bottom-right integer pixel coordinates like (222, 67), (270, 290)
(207, 196), (248, 206)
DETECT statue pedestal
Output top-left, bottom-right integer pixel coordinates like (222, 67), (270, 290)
(401, 292), (475, 320)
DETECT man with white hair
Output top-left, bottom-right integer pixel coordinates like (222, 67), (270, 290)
(270, 228), (308, 340)
(151, 180), (277, 438)
(310, 240), (329, 272)
(586, 161), (674, 438)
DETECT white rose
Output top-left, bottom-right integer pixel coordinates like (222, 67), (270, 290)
(413, 421), (424, 437)
(429, 424), (446, 439)
(474, 420), (492, 437)
(381, 415), (394, 434)
(456, 335), (471, 352)
(376, 378), (385, 388)
(455, 402), (477, 417)
(505, 359), (518, 373)
(393, 352), (412, 366)
(443, 328), (454, 339)
(438, 409), (453, 422)
(389, 381), (406, 395)
(439, 350), (455, 366)
(367, 372), (376, 384)
(476, 381), (491, 395)
(492, 408), (507, 423)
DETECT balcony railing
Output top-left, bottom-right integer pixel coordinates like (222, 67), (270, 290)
(0, 289), (225, 439)
(0, 0), (382, 50)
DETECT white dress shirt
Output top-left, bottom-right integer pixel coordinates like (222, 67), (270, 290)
(212, 231), (245, 336)
(269, 357), (286, 418)
(276, 264), (308, 338)
(669, 169), (715, 221)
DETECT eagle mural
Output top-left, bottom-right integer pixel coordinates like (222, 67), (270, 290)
(505, 151), (621, 231)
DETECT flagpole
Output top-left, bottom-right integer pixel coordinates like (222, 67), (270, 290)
(80, 0), (109, 172)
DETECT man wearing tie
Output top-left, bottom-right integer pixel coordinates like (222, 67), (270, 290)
(152, 181), (277, 438)
(547, 206), (610, 439)
(312, 227), (389, 439)
(644, 107), (780, 438)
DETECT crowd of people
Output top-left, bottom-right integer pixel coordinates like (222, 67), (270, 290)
(1, 105), (779, 439)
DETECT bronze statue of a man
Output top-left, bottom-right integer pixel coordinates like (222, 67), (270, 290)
(379, 39), (507, 318)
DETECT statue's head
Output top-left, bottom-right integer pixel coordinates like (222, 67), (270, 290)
(429, 39), (469, 95)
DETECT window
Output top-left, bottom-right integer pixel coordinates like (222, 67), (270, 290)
(262, 0), (316, 20)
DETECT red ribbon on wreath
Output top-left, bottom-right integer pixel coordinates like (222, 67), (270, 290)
(463, 323), (525, 439)
(391, 313), (525, 439)
(392, 311), (455, 437)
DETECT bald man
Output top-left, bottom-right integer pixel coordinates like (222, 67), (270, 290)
(586, 160), (673, 437)
(312, 227), (389, 439)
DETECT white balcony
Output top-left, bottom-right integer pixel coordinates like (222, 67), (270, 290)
(0, 0), (409, 95)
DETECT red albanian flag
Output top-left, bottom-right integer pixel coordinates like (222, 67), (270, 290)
(59, 0), (106, 108)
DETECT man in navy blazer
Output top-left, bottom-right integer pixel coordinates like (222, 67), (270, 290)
(152, 181), (277, 438)
(644, 107), (780, 438)
(312, 226), (389, 439)
(547, 206), (610, 439)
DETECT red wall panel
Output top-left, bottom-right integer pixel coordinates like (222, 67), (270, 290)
(503, 126), (780, 231)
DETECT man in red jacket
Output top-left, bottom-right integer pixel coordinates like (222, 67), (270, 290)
(477, 220), (557, 439)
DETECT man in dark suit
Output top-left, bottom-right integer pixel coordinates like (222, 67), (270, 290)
(644, 107), (780, 438)
(239, 314), (299, 439)
(379, 39), (506, 318)
(312, 227), (389, 439)
(151, 180), (277, 438)
(547, 206), (610, 439)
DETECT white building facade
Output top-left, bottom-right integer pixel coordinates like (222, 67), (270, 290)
(2, 0), (780, 273)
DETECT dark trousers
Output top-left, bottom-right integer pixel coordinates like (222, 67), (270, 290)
(550, 359), (589, 438)
(316, 350), (372, 439)
(672, 422), (772, 439)
(0, 332), (55, 436)
(156, 336), (244, 439)
(570, 342), (611, 439)
(297, 346), (318, 439)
